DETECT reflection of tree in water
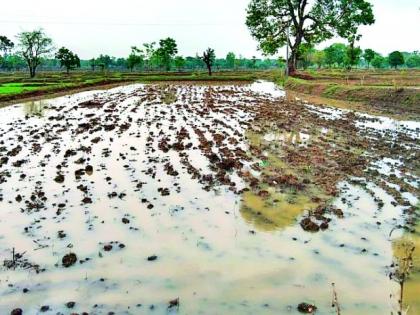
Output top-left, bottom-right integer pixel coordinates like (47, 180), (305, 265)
(391, 219), (420, 315)
(24, 100), (47, 117)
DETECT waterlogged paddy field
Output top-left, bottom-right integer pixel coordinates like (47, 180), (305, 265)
(0, 82), (419, 315)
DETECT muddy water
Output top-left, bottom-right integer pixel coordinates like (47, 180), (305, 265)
(0, 82), (418, 315)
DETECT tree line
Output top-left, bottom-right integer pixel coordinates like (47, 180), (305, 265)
(297, 43), (419, 70)
(0, 30), (280, 78)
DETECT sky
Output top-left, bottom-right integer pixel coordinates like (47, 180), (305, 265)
(0, 0), (419, 59)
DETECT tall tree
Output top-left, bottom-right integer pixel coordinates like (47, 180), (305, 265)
(388, 51), (405, 69)
(363, 49), (376, 69)
(0, 36), (14, 57)
(155, 38), (178, 71)
(246, 0), (374, 74)
(55, 47), (80, 74)
(200, 48), (216, 75)
(16, 29), (53, 78)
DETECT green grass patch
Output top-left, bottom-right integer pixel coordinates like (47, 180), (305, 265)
(0, 83), (42, 95)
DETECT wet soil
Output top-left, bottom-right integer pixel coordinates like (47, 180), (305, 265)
(0, 81), (418, 314)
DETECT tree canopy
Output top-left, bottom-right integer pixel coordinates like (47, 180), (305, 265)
(246, 0), (375, 73)
(201, 48), (216, 75)
(0, 36), (14, 56)
(363, 49), (376, 68)
(17, 29), (54, 78)
(388, 51), (405, 69)
(55, 47), (80, 73)
(155, 38), (178, 71)
(324, 43), (347, 67)
(406, 52), (420, 68)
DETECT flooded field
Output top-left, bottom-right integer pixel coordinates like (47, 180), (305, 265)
(0, 81), (419, 315)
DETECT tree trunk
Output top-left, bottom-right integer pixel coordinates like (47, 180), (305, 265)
(29, 67), (36, 78)
(288, 50), (297, 75)
(207, 64), (212, 76)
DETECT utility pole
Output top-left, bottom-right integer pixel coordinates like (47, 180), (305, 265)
(285, 22), (290, 78)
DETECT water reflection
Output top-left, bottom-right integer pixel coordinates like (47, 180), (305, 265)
(392, 218), (420, 315)
(23, 99), (47, 117)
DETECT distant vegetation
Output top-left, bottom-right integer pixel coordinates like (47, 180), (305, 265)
(0, 31), (281, 77)
(0, 0), (419, 78)
(296, 45), (420, 70)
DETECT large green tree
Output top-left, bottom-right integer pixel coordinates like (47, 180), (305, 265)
(55, 47), (80, 74)
(16, 29), (53, 78)
(246, 0), (374, 74)
(155, 38), (178, 71)
(324, 43), (347, 67)
(388, 51), (405, 69)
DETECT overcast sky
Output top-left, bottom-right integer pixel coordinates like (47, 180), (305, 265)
(0, 0), (419, 59)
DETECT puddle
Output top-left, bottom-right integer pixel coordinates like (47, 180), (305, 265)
(248, 80), (285, 98)
(0, 82), (418, 314)
(264, 131), (311, 147)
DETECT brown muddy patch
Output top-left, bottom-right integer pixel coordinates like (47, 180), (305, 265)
(0, 82), (418, 314)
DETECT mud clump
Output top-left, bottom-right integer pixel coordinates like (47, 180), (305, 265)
(40, 305), (50, 312)
(300, 218), (320, 232)
(85, 165), (93, 175)
(168, 298), (180, 310)
(79, 99), (103, 108)
(62, 253), (77, 268)
(66, 301), (76, 309)
(122, 218), (130, 224)
(10, 309), (23, 315)
(54, 174), (65, 183)
(297, 302), (317, 313)
(104, 244), (113, 251)
(217, 158), (237, 171)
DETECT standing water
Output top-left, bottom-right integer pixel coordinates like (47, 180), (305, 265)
(0, 82), (418, 314)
